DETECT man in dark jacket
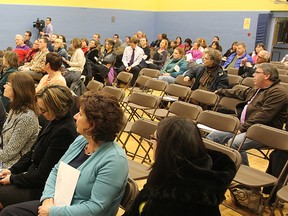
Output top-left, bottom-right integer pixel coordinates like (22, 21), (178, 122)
(183, 48), (229, 92)
(207, 63), (288, 165)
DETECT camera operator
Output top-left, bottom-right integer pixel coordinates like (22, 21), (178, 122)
(40, 17), (53, 38)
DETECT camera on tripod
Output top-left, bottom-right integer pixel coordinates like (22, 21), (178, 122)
(33, 18), (45, 32)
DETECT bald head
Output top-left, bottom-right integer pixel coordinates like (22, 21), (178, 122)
(256, 50), (269, 64)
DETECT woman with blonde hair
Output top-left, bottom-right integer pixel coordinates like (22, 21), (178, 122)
(147, 39), (168, 70)
(0, 85), (77, 208)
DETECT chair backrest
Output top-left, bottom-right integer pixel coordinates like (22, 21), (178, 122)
(217, 96), (243, 112)
(86, 79), (104, 91)
(139, 68), (160, 78)
(101, 86), (125, 102)
(241, 77), (255, 88)
(232, 84), (250, 91)
(120, 178), (139, 211)
(271, 61), (286, 70)
(227, 67), (239, 75)
(203, 138), (242, 169)
(114, 71), (133, 89)
(278, 69), (288, 75)
(241, 124), (288, 151)
(128, 92), (159, 109)
(167, 101), (203, 121)
(196, 110), (240, 135)
(174, 75), (195, 88)
(144, 79), (168, 95)
(280, 82), (288, 92)
(189, 89), (219, 110)
(130, 119), (158, 140)
(279, 74), (288, 83)
(228, 74), (243, 86)
(127, 75), (151, 95)
(163, 83), (191, 101)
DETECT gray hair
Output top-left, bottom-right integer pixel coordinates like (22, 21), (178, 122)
(205, 48), (222, 65)
(257, 63), (279, 82)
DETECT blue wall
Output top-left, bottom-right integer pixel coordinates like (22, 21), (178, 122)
(0, 5), (266, 53)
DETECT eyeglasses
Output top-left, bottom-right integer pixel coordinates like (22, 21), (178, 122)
(150, 134), (158, 141)
(257, 55), (266, 60)
(254, 70), (264, 74)
(39, 106), (48, 114)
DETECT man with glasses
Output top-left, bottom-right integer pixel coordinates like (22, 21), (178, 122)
(207, 63), (288, 166)
(238, 50), (270, 78)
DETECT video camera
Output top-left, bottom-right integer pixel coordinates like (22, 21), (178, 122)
(33, 18), (45, 31)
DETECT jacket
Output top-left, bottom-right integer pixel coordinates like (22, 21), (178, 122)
(41, 136), (128, 216)
(217, 79), (288, 132)
(185, 64), (229, 91)
(9, 114), (77, 189)
(160, 57), (187, 78)
(223, 52), (253, 69)
(0, 109), (39, 168)
(123, 150), (236, 216)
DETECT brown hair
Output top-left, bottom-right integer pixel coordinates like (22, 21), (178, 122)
(71, 38), (82, 49)
(79, 91), (124, 142)
(8, 72), (37, 114)
(3, 51), (18, 68)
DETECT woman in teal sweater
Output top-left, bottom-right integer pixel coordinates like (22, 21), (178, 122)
(158, 47), (187, 84)
(0, 91), (129, 216)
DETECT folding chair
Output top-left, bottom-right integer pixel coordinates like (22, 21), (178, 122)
(233, 124), (288, 215)
(128, 159), (150, 181)
(227, 74), (243, 87)
(278, 69), (288, 75)
(270, 173), (288, 216)
(216, 96), (243, 115)
(196, 110), (240, 145)
(241, 77), (255, 88)
(280, 82), (288, 92)
(227, 68), (239, 75)
(86, 79), (104, 91)
(166, 101), (203, 121)
(122, 119), (158, 163)
(279, 74), (288, 83)
(189, 89), (219, 111)
(146, 84), (191, 120)
(139, 68), (160, 78)
(126, 92), (159, 121)
(143, 79), (168, 96)
(127, 75), (151, 95)
(113, 71), (133, 89)
(120, 177), (139, 211)
(174, 75), (195, 88)
(270, 62), (285, 70)
(101, 86), (125, 102)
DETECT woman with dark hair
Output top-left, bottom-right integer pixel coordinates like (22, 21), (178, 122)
(124, 116), (237, 216)
(85, 39), (99, 64)
(251, 43), (266, 63)
(59, 35), (67, 51)
(0, 85), (77, 208)
(184, 38), (192, 53)
(223, 41), (238, 60)
(176, 36), (184, 48)
(0, 73), (39, 169)
(0, 91), (128, 216)
(210, 41), (221, 52)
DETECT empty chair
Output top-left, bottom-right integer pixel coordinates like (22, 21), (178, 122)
(196, 110), (240, 145)
(270, 174), (288, 216)
(128, 159), (150, 181)
(113, 71), (133, 89)
(126, 92), (159, 121)
(278, 68), (288, 75)
(233, 124), (288, 215)
(189, 89), (219, 111)
(120, 177), (139, 211)
(144, 79), (168, 96)
(227, 67), (239, 75)
(174, 75), (195, 88)
(271, 61), (286, 70)
(241, 77), (255, 88)
(86, 79), (104, 91)
(101, 86), (125, 102)
(139, 68), (160, 78)
(122, 119), (158, 163)
(279, 74), (288, 83)
(127, 75), (151, 95)
(166, 101), (203, 120)
(227, 74), (243, 87)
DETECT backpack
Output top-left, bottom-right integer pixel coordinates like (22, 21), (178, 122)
(70, 79), (86, 97)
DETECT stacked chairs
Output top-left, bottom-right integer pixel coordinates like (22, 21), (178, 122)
(189, 89), (219, 111)
(233, 124), (288, 215)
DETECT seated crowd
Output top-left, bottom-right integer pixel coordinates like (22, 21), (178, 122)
(0, 28), (287, 216)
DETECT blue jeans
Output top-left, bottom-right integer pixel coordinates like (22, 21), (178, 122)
(206, 131), (264, 166)
(158, 76), (175, 84)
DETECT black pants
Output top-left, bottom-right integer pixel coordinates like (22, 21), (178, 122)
(118, 65), (141, 86)
(0, 200), (39, 216)
(0, 185), (42, 208)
